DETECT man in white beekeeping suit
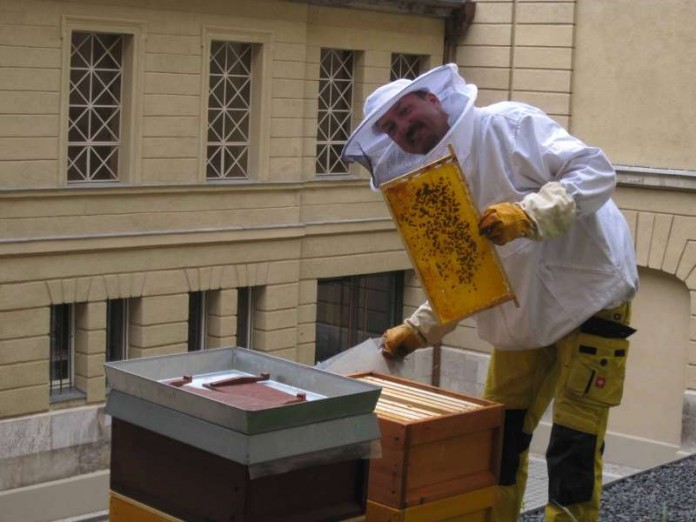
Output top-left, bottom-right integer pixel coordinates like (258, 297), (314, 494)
(342, 63), (638, 522)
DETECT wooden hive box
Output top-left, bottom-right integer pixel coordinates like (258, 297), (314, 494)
(110, 419), (369, 522)
(351, 372), (503, 509)
(366, 485), (495, 522)
(110, 491), (181, 522)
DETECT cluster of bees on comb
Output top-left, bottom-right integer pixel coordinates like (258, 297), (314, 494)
(391, 172), (481, 292)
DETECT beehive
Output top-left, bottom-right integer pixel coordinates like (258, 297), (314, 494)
(110, 491), (181, 522)
(110, 418), (370, 522)
(380, 151), (515, 324)
(352, 372), (503, 509)
(366, 486), (495, 522)
(105, 348), (382, 522)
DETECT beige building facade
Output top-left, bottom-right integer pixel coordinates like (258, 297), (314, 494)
(0, 0), (694, 520)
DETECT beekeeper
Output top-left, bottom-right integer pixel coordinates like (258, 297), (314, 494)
(342, 63), (638, 522)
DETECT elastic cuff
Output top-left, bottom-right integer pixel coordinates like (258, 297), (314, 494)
(403, 321), (428, 349)
(519, 182), (576, 240)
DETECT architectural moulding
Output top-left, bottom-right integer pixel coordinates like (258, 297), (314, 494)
(617, 166), (696, 192)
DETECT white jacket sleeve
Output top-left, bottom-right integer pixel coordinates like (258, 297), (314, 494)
(404, 301), (459, 347)
(512, 110), (616, 219)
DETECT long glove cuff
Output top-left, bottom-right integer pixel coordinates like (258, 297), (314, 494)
(478, 202), (536, 244)
(383, 323), (425, 358)
(510, 203), (537, 239)
(519, 182), (576, 240)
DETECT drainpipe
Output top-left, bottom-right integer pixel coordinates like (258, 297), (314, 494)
(431, 341), (442, 387)
(443, 2), (476, 64)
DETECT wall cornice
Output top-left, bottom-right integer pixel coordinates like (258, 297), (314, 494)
(616, 166), (696, 193)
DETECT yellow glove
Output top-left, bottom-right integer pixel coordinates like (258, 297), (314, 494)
(381, 324), (422, 359)
(478, 203), (536, 245)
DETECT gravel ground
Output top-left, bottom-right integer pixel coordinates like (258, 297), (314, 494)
(520, 453), (696, 521)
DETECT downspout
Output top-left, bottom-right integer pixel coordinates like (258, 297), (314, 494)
(433, 1), (475, 388)
(432, 341), (442, 387)
(443, 2), (476, 64)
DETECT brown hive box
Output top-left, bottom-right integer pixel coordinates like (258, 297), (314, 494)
(110, 419), (369, 522)
(351, 372), (503, 509)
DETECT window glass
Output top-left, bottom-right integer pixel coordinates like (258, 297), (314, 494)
(236, 287), (255, 348)
(207, 41), (253, 179)
(106, 299), (128, 362)
(315, 272), (404, 363)
(188, 291), (207, 351)
(390, 53), (422, 81)
(68, 32), (124, 182)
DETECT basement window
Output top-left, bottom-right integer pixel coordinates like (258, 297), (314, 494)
(106, 298), (129, 362)
(188, 291), (208, 352)
(236, 287), (257, 349)
(315, 271), (404, 363)
(50, 303), (82, 400)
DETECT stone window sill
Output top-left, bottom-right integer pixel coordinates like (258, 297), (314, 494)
(50, 388), (87, 404)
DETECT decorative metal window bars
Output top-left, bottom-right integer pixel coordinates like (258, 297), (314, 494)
(68, 32), (123, 182)
(316, 49), (354, 175)
(391, 53), (421, 81)
(207, 41), (252, 179)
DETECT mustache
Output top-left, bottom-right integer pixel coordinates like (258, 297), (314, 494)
(405, 122), (423, 144)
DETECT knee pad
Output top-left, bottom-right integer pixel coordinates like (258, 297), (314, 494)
(499, 409), (533, 485)
(547, 423), (596, 505)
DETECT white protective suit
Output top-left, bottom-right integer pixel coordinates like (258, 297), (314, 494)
(343, 64), (638, 351)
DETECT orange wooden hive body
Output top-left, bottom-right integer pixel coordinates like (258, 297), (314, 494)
(352, 372), (503, 510)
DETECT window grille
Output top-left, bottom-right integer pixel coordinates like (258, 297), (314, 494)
(391, 53), (422, 81)
(106, 299), (129, 362)
(68, 32), (124, 182)
(315, 272), (404, 363)
(207, 41), (253, 179)
(188, 291), (207, 351)
(316, 49), (354, 175)
(50, 304), (75, 393)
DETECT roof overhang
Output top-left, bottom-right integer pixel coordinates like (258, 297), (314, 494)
(280, 0), (470, 19)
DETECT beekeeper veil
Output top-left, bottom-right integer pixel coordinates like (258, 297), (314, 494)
(342, 63), (478, 190)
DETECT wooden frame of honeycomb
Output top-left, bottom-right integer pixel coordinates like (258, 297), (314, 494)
(380, 148), (516, 324)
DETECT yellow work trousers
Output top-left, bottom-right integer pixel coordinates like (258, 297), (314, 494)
(483, 303), (632, 522)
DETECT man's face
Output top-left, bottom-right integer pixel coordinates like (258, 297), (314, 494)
(376, 91), (450, 155)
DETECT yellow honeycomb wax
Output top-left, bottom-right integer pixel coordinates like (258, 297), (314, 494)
(381, 153), (515, 324)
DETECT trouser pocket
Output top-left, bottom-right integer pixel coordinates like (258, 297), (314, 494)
(565, 332), (629, 407)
